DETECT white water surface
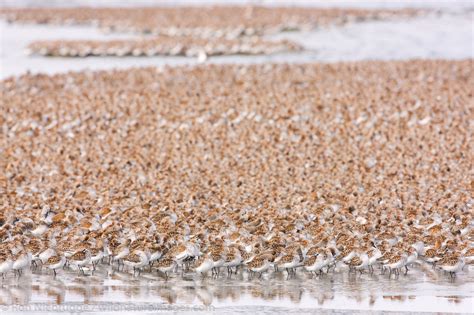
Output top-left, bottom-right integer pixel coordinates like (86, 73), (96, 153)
(0, 263), (473, 314)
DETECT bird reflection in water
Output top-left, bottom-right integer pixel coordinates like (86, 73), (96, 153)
(44, 277), (66, 304)
(0, 267), (471, 310)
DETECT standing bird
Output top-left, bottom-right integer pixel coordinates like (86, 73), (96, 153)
(247, 257), (272, 279)
(123, 250), (149, 276)
(69, 249), (91, 275)
(438, 256), (465, 278)
(12, 250), (30, 277)
(44, 252), (66, 277)
(0, 250), (13, 279)
(155, 257), (176, 280)
(304, 252), (328, 276)
(194, 253), (214, 277)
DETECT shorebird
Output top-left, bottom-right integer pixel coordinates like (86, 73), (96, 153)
(405, 246), (418, 270)
(111, 239), (131, 270)
(247, 257), (272, 279)
(44, 253), (66, 276)
(277, 253), (300, 277)
(194, 253), (214, 277)
(56, 238), (76, 263)
(24, 238), (43, 269)
(305, 246), (321, 258)
(30, 224), (49, 238)
(0, 250), (13, 279)
(438, 255), (465, 278)
(367, 246), (382, 273)
(383, 252), (408, 276)
(346, 252), (369, 274)
(69, 249), (91, 275)
(423, 247), (445, 267)
(90, 244), (105, 271)
(149, 242), (165, 266)
(123, 250), (149, 276)
(463, 247), (474, 265)
(155, 257), (176, 279)
(223, 248), (242, 275)
(12, 250), (30, 277)
(241, 246), (257, 265)
(168, 241), (199, 273)
(304, 252), (327, 276)
(29, 237), (54, 268)
(337, 246), (356, 265)
(210, 250), (224, 276)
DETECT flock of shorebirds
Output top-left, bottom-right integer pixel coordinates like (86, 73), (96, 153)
(0, 60), (473, 284)
(0, 6), (417, 37)
(0, 206), (472, 281)
(0, 58), (472, 299)
(0, 6), (417, 60)
(26, 37), (300, 59)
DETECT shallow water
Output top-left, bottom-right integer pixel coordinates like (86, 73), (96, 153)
(0, 263), (473, 314)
